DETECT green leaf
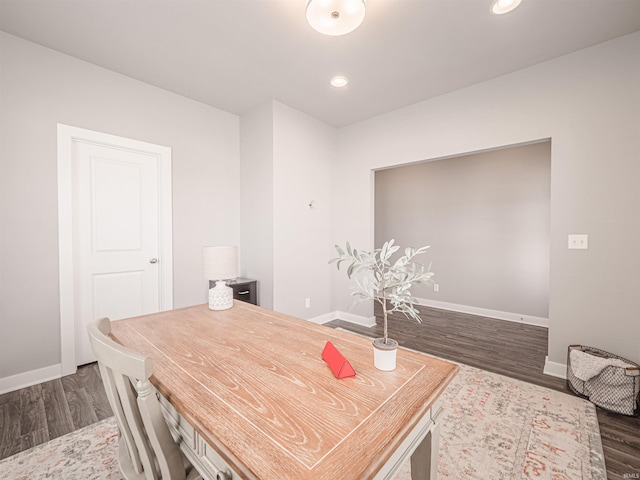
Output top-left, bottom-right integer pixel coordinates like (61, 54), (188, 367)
(347, 262), (356, 278)
(380, 241), (388, 261)
(331, 239), (433, 326)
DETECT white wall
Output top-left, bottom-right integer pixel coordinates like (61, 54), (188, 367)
(2, 29), (638, 387)
(272, 102), (334, 319)
(240, 102), (274, 308)
(332, 32), (640, 366)
(240, 101), (335, 318)
(0, 33), (240, 380)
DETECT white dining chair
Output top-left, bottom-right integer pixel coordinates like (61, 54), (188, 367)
(88, 317), (201, 480)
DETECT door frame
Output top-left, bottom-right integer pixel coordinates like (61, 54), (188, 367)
(57, 124), (173, 376)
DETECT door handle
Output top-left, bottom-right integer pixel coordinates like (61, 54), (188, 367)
(149, 258), (158, 264)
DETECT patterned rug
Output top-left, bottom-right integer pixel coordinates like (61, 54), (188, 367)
(0, 416), (120, 480)
(0, 364), (605, 480)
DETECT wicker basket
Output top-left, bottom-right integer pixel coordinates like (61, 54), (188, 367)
(567, 345), (640, 416)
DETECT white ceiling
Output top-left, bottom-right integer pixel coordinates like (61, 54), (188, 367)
(2, 0), (640, 127)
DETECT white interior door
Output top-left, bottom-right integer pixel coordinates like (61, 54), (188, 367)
(74, 142), (161, 365)
(58, 124), (173, 373)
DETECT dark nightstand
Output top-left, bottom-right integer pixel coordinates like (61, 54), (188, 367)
(210, 278), (258, 305)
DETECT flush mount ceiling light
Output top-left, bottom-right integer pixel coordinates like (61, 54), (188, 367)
(306, 0), (366, 36)
(330, 75), (349, 87)
(490, 0), (522, 15)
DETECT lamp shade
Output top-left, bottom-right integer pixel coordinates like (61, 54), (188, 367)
(306, 0), (366, 36)
(202, 246), (238, 281)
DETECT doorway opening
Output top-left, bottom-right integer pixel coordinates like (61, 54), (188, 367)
(374, 140), (551, 326)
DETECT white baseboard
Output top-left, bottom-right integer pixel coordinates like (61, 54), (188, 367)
(307, 312), (337, 324)
(0, 363), (65, 395)
(543, 357), (567, 379)
(415, 297), (549, 328)
(337, 311), (377, 327)
(309, 310), (377, 328)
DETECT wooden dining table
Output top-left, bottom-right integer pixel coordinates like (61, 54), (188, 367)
(109, 301), (458, 480)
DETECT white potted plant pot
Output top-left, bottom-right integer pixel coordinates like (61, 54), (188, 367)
(373, 338), (398, 371)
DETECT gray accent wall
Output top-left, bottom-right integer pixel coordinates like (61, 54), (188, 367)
(375, 142), (551, 318)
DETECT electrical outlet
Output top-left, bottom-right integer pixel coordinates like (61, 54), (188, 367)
(433, 284), (439, 293)
(305, 298), (311, 308)
(568, 234), (588, 250)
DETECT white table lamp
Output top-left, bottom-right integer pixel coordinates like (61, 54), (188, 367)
(203, 246), (238, 310)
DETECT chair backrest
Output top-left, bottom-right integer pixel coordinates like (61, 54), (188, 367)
(88, 317), (186, 480)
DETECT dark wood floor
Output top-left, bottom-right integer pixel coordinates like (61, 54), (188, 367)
(0, 362), (112, 461)
(1, 305), (638, 479)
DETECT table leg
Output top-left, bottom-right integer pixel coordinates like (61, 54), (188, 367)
(410, 420), (440, 480)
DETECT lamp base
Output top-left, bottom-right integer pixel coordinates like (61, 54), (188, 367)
(208, 281), (233, 310)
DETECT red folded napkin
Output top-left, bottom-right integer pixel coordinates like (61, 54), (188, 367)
(321, 341), (356, 379)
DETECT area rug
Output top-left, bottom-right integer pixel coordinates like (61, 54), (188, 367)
(0, 416), (120, 480)
(0, 364), (605, 480)
(436, 364), (605, 480)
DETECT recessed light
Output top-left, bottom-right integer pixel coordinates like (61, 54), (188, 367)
(490, 0), (522, 15)
(330, 76), (349, 87)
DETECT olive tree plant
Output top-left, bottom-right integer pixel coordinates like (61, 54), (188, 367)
(330, 239), (434, 345)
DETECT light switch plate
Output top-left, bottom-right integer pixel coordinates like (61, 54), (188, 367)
(568, 234), (588, 249)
